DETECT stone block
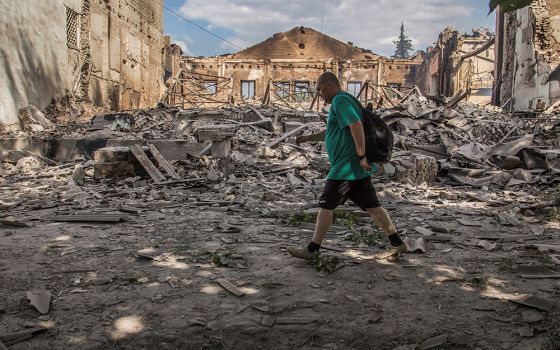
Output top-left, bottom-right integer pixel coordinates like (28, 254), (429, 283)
(93, 146), (141, 163)
(391, 153), (438, 184)
(106, 139), (203, 160)
(211, 140), (231, 158)
(93, 146), (143, 179)
(196, 125), (237, 141)
(94, 162), (138, 179)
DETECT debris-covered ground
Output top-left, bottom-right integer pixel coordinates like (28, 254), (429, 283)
(1, 91), (560, 349)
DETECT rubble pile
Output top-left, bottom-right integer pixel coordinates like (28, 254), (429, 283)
(381, 89), (560, 188)
(2, 93), (560, 350)
(1, 87), (559, 193)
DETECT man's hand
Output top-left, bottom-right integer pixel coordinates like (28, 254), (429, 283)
(359, 156), (371, 171)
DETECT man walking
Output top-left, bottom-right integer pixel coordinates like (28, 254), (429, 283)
(287, 72), (406, 260)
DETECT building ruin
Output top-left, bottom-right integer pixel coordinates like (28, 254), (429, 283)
(163, 27), (422, 110)
(413, 28), (495, 104)
(493, 0), (560, 110)
(0, 0), (165, 129)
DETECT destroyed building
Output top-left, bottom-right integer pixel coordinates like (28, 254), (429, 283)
(163, 27), (422, 109)
(2, 1), (560, 349)
(413, 28), (495, 104)
(493, 0), (560, 110)
(0, 0), (165, 130)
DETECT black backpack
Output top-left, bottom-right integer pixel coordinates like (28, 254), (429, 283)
(347, 94), (394, 163)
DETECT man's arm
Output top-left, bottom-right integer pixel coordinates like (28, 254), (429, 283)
(348, 121), (371, 171)
(348, 121), (366, 156)
(296, 129), (326, 144)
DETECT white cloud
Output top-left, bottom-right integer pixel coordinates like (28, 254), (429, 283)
(179, 0), (478, 56)
(219, 36), (251, 52)
(168, 34), (194, 55)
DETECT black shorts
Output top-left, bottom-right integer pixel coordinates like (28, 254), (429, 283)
(319, 176), (381, 211)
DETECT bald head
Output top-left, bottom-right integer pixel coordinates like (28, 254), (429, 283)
(317, 72), (341, 88)
(316, 71), (341, 104)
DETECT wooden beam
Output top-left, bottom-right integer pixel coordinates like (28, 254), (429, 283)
(216, 278), (245, 296)
(355, 82), (368, 101)
(261, 79), (271, 106)
(309, 92), (318, 111)
(247, 105), (267, 120)
(266, 124), (308, 148)
(148, 144), (180, 180)
(130, 144), (166, 182)
(459, 37), (495, 62)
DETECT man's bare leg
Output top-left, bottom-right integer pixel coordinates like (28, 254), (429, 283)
(367, 207), (396, 235)
(367, 206), (407, 259)
(311, 208), (334, 244)
(288, 208), (333, 259)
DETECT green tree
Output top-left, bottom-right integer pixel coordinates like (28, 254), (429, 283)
(392, 23), (413, 59)
(488, 0), (533, 13)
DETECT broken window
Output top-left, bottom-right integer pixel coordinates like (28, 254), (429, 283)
(241, 80), (255, 99)
(66, 6), (80, 49)
(204, 81), (217, 95)
(347, 82), (362, 98)
(275, 81), (290, 99)
(294, 81), (310, 102)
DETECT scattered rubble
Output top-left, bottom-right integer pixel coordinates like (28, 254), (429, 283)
(1, 87), (560, 349)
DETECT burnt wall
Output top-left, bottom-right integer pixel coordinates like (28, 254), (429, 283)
(88, 0), (164, 111)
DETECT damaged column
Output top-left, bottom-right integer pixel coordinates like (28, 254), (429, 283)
(196, 125), (237, 158)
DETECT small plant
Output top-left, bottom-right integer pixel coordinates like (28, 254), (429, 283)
(175, 244), (191, 252)
(211, 252), (233, 267)
(310, 252), (341, 272)
(289, 212), (315, 226)
(343, 228), (386, 247)
(543, 314), (560, 350)
(289, 214), (300, 226)
(262, 278), (282, 289)
(548, 207), (560, 222)
(469, 275), (488, 287)
(333, 210), (360, 229)
(262, 279), (274, 289)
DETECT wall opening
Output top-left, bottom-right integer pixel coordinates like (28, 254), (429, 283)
(241, 80), (255, 99)
(66, 6), (80, 50)
(347, 81), (362, 97)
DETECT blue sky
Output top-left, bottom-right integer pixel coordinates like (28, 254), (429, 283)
(163, 0), (495, 57)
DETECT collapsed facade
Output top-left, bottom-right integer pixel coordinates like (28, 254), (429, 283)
(413, 28), (495, 104)
(0, 0), (165, 129)
(493, 0), (560, 111)
(164, 27), (422, 109)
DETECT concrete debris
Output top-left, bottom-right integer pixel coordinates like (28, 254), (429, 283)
(2, 0), (560, 347)
(403, 237), (426, 253)
(18, 105), (54, 132)
(510, 294), (553, 312)
(215, 278), (245, 297)
(477, 240), (497, 251)
(419, 333), (448, 350)
(72, 164), (86, 186)
(3, 91), (557, 189)
(0, 71), (559, 350)
(0, 328), (48, 347)
(26, 290), (51, 314)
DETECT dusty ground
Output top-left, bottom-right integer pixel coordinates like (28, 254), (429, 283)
(1, 167), (560, 350)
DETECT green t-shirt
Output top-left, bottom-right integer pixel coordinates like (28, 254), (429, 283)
(325, 92), (377, 180)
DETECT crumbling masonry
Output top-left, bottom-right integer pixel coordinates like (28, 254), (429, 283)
(0, 0), (165, 129)
(163, 27), (422, 110)
(493, 0), (560, 110)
